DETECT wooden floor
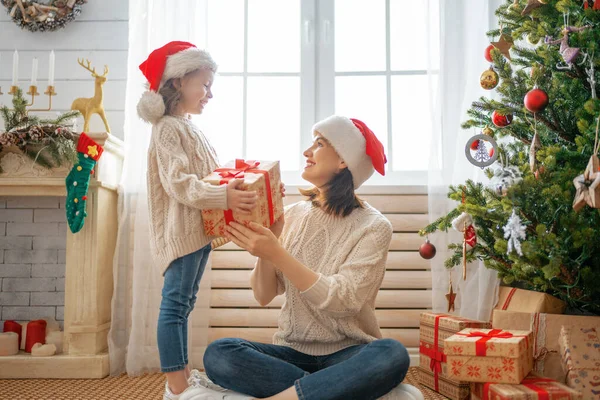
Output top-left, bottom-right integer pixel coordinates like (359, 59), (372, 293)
(0, 367), (448, 400)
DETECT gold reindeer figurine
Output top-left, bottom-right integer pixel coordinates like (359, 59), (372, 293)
(71, 58), (110, 133)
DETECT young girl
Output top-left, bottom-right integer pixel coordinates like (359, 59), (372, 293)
(137, 41), (258, 400)
(199, 116), (423, 400)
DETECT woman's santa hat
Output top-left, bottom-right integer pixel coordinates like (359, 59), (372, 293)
(313, 115), (387, 189)
(137, 41), (217, 124)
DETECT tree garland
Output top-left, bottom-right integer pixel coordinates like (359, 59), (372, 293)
(1, 0), (87, 32)
(0, 87), (79, 172)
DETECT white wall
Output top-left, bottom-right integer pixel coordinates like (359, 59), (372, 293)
(0, 0), (128, 139)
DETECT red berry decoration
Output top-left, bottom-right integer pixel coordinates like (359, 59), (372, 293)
(492, 110), (513, 127)
(82, 196), (88, 201)
(470, 139), (481, 150)
(485, 44), (495, 62)
(524, 88), (549, 113)
(419, 239), (436, 260)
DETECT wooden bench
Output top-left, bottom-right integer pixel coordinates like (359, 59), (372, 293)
(206, 192), (432, 362)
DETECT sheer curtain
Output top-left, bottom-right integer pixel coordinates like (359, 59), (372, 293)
(428, 0), (505, 321)
(108, 0), (212, 376)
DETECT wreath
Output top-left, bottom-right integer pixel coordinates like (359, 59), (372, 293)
(1, 0), (87, 32)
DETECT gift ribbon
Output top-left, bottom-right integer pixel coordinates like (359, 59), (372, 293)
(481, 376), (554, 400)
(501, 287), (518, 310)
(422, 314), (446, 391)
(456, 329), (516, 356)
(215, 159), (275, 227)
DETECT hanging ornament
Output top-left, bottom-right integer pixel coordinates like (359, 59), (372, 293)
(484, 44), (495, 62)
(503, 210), (527, 256)
(524, 87), (549, 113)
(452, 211), (477, 280)
(490, 160), (523, 196)
(482, 125), (495, 137)
(521, 0), (545, 15)
(491, 34), (513, 60)
(573, 117), (600, 211)
(545, 14), (591, 70)
(446, 274), (456, 313)
(480, 67), (499, 90)
(529, 119), (542, 173)
(465, 134), (499, 168)
(65, 133), (104, 233)
(419, 238), (437, 260)
(585, 55), (597, 99)
(492, 110), (513, 127)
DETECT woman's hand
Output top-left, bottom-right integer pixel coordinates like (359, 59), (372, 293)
(270, 214), (285, 239)
(227, 179), (257, 215)
(226, 221), (283, 262)
(280, 182), (286, 198)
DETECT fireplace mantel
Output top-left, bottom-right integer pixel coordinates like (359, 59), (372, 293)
(0, 132), (123, 379)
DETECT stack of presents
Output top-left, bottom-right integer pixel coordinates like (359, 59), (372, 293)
(419, 287), (600, 399)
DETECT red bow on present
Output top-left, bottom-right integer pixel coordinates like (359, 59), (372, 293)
(459, 329), (514, 356)
(216, 159), (261, 181)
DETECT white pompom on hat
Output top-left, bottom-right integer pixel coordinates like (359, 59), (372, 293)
(137, 41), (217, 124)
(312, 115), (387, 189)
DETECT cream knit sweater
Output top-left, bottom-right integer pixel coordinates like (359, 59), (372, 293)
(256, 201), (393, 356)
(147, 116), (228, 275)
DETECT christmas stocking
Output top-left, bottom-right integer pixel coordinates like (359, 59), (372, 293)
(452, 212), (477, 249)
(65, 133), (104, 233)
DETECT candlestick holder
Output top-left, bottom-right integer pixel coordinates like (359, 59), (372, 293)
(2, 85), (57, 113)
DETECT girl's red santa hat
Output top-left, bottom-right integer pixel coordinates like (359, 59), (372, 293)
(313, 115), (387, 189)
(137, 41), (217, 124)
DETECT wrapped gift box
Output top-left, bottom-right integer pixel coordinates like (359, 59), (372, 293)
(495, 287), (566, 314)
(493, 310), (600, 382)
(418, 312), (491, 399)
(202, 159), (284, 237)
(445, 328), (533, 384)
(470, 373), (582, 400)
(559, 325), (600, 399)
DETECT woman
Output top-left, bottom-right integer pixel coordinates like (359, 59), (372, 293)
(196, 116), (423, 400)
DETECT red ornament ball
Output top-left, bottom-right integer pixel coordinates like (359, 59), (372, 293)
(485, 44), (495, 62)
(492, 110), (513, 127)
(419, 239), (436, 260)
(524, 88), (549, 113)
(470, 139), (481, 150)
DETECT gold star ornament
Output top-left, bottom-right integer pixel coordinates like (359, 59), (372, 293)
(573, 155), (600, 212)
(491, 34), (513, 60)
(446, 281), (457, 313)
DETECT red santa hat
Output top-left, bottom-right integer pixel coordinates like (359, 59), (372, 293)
(137, 41), (217, 124)
(312, 115), (387, 189)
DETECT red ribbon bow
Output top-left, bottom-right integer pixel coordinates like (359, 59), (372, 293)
(214, 159), (274, 228)
(459, 329), (514, 356)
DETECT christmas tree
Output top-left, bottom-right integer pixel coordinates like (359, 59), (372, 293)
(420, 0), (600, 314)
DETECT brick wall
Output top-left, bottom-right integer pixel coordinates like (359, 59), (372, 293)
(0, 196), (66, 329)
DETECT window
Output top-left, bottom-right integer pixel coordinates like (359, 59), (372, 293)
(193, 0), (440, 186)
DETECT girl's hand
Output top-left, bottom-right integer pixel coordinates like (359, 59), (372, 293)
(227, 179), (257, 215)
(280, 182), (286, 198)
(226, 221), (282, 262)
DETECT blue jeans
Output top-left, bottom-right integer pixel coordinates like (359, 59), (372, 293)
(204, 338), (410, 400)
(158, 244), (211, 373)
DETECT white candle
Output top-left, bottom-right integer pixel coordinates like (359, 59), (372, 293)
(0, 332), (19, 356)
(48, 50), (55, 87)
(12, 50), (18, 86)
(31, 57), (38, 86)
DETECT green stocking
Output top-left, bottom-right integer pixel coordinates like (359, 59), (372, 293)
(65, 133), (103, 233)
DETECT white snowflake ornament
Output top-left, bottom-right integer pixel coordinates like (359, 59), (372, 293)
(503, 210), (527, 256)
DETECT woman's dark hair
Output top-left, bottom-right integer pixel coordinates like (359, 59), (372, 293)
(299, 167), (364, 217)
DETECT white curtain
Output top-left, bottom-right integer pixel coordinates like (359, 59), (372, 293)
(108, 0), (213, 376)
(428, 0), (506, 322)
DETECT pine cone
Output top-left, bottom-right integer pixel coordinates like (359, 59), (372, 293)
(0, 133), (17, 147)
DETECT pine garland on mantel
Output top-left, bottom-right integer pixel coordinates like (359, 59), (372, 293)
(0, 87), (80, 173)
